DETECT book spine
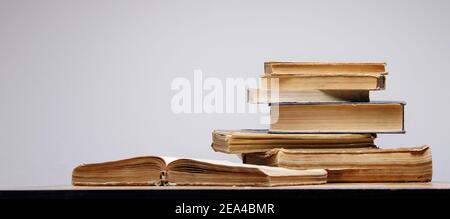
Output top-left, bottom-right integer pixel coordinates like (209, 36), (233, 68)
(377, 76), (386, 90)
(264, 63), (272, 74)
(159, 170), (168, 186)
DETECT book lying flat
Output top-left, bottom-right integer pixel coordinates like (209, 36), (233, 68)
(243, 145), (432, 183)
(260, 75), (385, 91)
(247, 88), (369, 103)
(261, 62), (387, 90)
(270, 102), (405, 133)
(264, 62), (387, 76)
(72, 156), (327, 187)
(212, 129), (377, 154)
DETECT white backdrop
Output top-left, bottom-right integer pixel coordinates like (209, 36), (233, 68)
(1, 0), (449, 188)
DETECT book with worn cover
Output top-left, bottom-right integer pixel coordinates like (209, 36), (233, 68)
(270, 102), (405, 133)
(260, 75), (385, 91)
(247, 88), (369, 103)
(264, 62), (387, 76)
(243, 145), (432, 183)
(212, 129), (376, 154)
(72, 156), (327, 186)
(261, 62), (387, 90)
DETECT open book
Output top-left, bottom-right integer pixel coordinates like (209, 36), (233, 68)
(72, 156), (327, 187)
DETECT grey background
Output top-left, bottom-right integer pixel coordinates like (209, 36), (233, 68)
(1, 0), (449, 188)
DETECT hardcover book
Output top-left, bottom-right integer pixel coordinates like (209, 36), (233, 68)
(243, 145), (432, 183)
(270, 102), (405, 133)
(247, 88), (369, 103)
(261, 62), (387, 90)
(260, 75), (385, 90)
(212, 129), (376, 154)
(264, 62), (387, 76)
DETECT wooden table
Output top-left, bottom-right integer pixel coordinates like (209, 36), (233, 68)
(2, 182), (450, 199)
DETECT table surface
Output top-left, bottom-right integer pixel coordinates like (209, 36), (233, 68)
(2, 182), (450, 190)
(2, 182), (450, 199)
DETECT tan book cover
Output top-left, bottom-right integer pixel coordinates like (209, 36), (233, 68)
(261, 62), (387, 90)
(243, 146), (432, 183)
(270, 102), (405, 133)
(264, 62), (387, 76)
(260, 75), (385, 90)
(72, 156), (327, 187)
(247, 88), (369, 103)
(212, 129), (376, 154)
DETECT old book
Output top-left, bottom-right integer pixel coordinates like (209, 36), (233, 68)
(264, 62), (387, 76)
(261, 62), (387, 90)
(247, 88), (369, 103)
(72, 156), (327, 187)
(243, 145), (432, 183)
(212, 129), (377, 154)
(270, 102), (405, 133)
(260, 75), (385, 90)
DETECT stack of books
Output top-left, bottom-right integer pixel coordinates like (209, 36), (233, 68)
(213, 62), (432, 183)
(71, 61), (432, 187)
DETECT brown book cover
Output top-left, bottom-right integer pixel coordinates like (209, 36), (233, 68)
(212, 129), (377, 154)
(269, 101), (405, 133)
(243, 146), (432, 183)
(264, 62), (387, 76)
(260, 75), (385, 90)
(261, 62), (387, 90)
(247, 88), (370, 103)
(72, 156), (327, 187)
